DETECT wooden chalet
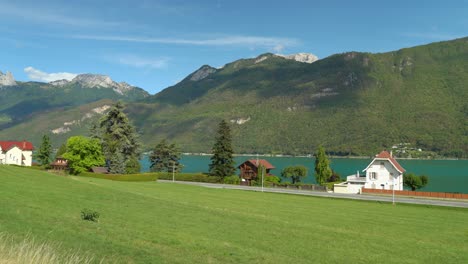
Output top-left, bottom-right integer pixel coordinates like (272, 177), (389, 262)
(238, 159), (275, 186)
(50, 157), (68, 171)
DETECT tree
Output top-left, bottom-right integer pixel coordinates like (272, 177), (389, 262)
(281, 165), (307, 184)
(314, 146), (332, 185)
(97, 101), (141, 174)
(209, 120), (235, 178)
(404, 173), (429, 191)
(62, 136), (105, 175)
(55, 142), (67, 158)
(149, 139), (183, 173)
(36, 134), (52, 166)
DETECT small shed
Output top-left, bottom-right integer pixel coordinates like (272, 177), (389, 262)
(50, 157), (68, 171)
(238, 159), (275, 186)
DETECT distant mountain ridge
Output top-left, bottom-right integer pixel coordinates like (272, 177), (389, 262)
(0, 72), (149, 131)
(0, 39), (467, 158)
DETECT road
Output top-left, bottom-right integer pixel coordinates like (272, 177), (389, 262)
(158, 180), (468, 208)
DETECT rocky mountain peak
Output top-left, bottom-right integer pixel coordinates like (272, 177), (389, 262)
(276, 53), (319, 64)
(72, 74), (115, 88)
(189, 65), (217, 81)
(0, 70), (17, 86)
(49, 79), (70, 86)
(64, 74), (140, 95)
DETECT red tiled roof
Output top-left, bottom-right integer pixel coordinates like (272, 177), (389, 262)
(238, 159), (275, 169)
(375, 150), (406, 173)
(0, 141), (34, 151)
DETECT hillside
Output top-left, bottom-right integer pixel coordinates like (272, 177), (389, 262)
(0, 38), (466, 156)
(129, 37), (468, 157)
(1, 166), (467, 263)
(0, 74), (148, 130)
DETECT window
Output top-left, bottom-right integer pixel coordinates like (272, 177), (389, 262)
(370, 172), (378, 180)
(380, 161), (385, 168)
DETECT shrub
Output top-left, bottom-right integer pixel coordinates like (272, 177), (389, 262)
(223, 175), (240, 185)
(80, 172), (158, 182)
(81, 209), (100, 222)
(158, 172), (221, 183)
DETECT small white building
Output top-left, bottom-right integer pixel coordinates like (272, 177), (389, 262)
(0, 141), (34, 166)
(334, 151), (406, 194)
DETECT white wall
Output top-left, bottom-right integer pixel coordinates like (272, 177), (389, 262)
(4, 146), (23, 165)
(364, 160), (403, 191)
(22, 150), (33, 166)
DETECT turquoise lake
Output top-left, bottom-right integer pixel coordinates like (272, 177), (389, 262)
(141, 155), (468, 193)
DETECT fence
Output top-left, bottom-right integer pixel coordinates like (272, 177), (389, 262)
(361, 188), (468, 199)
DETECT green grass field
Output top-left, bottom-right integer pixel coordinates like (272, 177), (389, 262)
(1, 165), (467, 263)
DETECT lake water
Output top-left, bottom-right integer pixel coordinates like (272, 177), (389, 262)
(141, 155), (468, 193)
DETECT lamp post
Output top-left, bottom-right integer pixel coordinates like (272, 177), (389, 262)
(172, 160), (175, 182)
(392, 176), (395, 205)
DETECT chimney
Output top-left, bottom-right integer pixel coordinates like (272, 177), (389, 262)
(390, 150), (393, 158)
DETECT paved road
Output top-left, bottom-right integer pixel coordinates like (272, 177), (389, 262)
(159, 180), (468, 208)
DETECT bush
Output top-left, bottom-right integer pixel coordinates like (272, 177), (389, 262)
(157, 172), (222, 183)
(223, 175), (240, 185)
(80, 172), (158, 182)
(81, 209), (99, 222)
(328, 170), (341, 182)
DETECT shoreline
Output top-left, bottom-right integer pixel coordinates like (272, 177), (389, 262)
(178, 153), (464, 161)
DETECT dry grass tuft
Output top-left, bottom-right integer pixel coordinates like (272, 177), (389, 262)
(0, 233), (101, 264)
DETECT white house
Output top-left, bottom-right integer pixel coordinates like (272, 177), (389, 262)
(334, 150), (406, 194)
(0, 141), (34, 166)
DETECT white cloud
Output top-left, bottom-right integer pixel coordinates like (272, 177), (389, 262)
(71, 34), (300, 49)
(24, 67), (78, 82)
(0, 2), (122, 28)
(106, 54), (169, 69)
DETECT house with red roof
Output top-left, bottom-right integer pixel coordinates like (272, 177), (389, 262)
(334, 150), (406, 194)
(0, 140), (34, 166)
(238, 159), (275, 186)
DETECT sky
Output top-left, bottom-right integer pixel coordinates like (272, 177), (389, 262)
(0, 0), (467, 94)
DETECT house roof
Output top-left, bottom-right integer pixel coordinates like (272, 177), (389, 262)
(238, 159), (275, 169)
(363, 150), (406, 173)
(0, 141), (34, 151)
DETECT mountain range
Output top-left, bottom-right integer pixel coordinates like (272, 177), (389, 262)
(0, 37), (467, 157)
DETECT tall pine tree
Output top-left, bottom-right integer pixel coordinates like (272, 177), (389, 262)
(314, 145), (332, 185)
(36, 134), (52, 166)
(209, 120), (235, 178)
(98, 101), (141, 174)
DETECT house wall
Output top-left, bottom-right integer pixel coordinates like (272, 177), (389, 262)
(364, 160), (403, 191)
(4, 147), (23, 165)
(22, 150), (33, 166)
(334, 182), (365, 194)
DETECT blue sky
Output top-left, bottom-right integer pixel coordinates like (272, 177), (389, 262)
(0, 0), (466, 94)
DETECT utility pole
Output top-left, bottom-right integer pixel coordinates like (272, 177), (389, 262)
(172, 161), (175, 182)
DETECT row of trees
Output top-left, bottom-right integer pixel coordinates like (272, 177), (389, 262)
(34, 111), (430, 191)
(36, 102), (141, 174)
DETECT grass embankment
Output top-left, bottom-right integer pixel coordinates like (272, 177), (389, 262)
(1, 165), (467, 263)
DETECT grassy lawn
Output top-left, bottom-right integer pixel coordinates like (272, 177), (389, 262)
(0, 165), (467, 263)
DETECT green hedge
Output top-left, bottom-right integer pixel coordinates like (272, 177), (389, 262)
(79, 172), (158, 182)
(158, 172), (222, 183)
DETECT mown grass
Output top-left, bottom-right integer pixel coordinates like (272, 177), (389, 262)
(1, 165), (467, 263)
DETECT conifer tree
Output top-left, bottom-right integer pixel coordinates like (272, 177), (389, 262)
(98, 101), (141, 174)
(36, 134), (52, 166)
(314, 145), (332, 185)
(209, 120), (235, 178)
(149, 139), (183, 173)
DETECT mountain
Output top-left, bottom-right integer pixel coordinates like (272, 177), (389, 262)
(0, 39), (467, 157)
(0, 73), (149, 130)
(130, 38), (467, 157)
(0, 71), (16, 86)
